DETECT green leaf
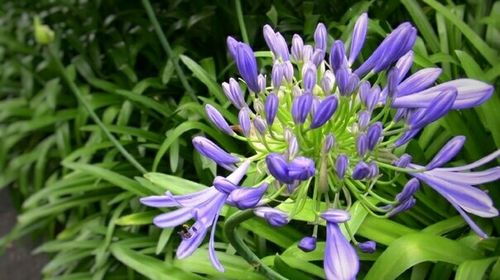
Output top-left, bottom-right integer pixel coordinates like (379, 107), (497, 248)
(116, 211), (157, 226)
(455, 257), (498, 280)
(110, 243), (204, 280)
(365, 233), (483, 280)
(423, 0), (498, 65)
(179, 55), (226, 104)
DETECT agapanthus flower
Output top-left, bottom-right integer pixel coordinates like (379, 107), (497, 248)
(141, 12), (499, 280)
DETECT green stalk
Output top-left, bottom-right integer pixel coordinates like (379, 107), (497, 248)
(48, 46), (148, 174)
(235, 0), (249, 43)
(223, 210), (287, 280)
(141, 0), (197, 102)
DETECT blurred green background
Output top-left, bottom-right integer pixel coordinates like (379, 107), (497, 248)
(0, 0), (499, 279)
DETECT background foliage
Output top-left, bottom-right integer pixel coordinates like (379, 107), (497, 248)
(0, 0), (499, 279)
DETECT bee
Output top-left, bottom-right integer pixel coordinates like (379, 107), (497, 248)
(177, 224), (197, 239)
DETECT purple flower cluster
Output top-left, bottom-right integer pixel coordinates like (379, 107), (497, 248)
(141, 12), (499, 280)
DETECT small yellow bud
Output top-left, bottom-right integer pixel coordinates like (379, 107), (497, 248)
(34, 16), (54, 45)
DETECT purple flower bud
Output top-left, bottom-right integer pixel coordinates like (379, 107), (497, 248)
(205, 104), (234, 135)
(254, 207), (289, 227)
(352, 161), (370, 180)
(266, 153), (293, 184)
(397, 68), (442, 97)
(355, 23), (416, 76)
(263, 25), (278, 54)
(394, 108), (408, 122)
(358, 111), (371, 130)
(235, 42), (260, 93)
(394, 128), (421, 147)
(274, 32), (290, 61)
(265, 93), (279, 125)
(226, 36), (238, 59)
(222, 78), (246, 109)
(292, 85), (302, 97)
(323, 134), (335, 153)
(387, 67), (400, 98)
(303, 45), (313, 62)
(311, 49), (325, 67)
(330, 40), (346, 71)
(359, 81), (371, 106)
(321, 209), (351, 223)
(253, 117), (267, 135)
(227, 183), (268, 209)
(335, 67), (349, 94)
(393, 79), (493, 110)
(288, 156), (315, 181)
(238, 108), (251, 136)
(367, 122), (383, 150)
(302, 64), (317, 91)
(292, 93), (313, 124)
(395, 51), (414, 83)
(348, 13), (368, 65)
(410, 88), (457, 129)
(368, 162), (379, 178)
(310, 95), (338, 129)
(367, 85), (380, 111)
(193, 136), (240, 166)
(213, 176), (238, 194)
(394, 154), (412, 168)
(287, 135), (299, 158)
(310, 96), (320, 117)
(298, 236), (317, 252)
(358, 241), (376, 253)
(346, 74), (360, 95)
(321, 70), (335, 94)
(271, 62), (284, 90)
(426, 136), (465, 170)
(314, 23), (327, 53)
(336, 154), (348, 179)
(388, 197), (416, 217)
(283, 61), (294, 83)
(284, 128), (293, 141)
(257, 74), (266, 93)
(396, 178), (420, 202)
(291, 34), (304, 61)
(356, 134), (368, 157)
(373, 24), (417, 73)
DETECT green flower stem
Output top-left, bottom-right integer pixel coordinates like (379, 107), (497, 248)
(47, 46), (148, 174)
(234, 0), (249, 44)
(376, 161), (426, 173)
(223, 210), (287, 280)
(141, 0), (197, 102)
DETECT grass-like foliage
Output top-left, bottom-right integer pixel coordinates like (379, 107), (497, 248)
(0, 0), (499, 279)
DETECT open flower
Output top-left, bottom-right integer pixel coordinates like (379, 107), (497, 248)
(140, 161), (251, 272)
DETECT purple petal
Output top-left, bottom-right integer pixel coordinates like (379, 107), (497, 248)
(288, 156), (316, 181)
(436, 150), (500, 172)
(413, 172), (498, 218)
(449, 201), (489, 238)
(226, 160), (251, 184)
(153, 207), (194, 228)
(428, 167), (500, 186)
(310, 95), (338, 129)
(392, 79), (494, 109)
(208, 200), (226, 272)
(192, 136), (240, 166)
(176, 221), (209, 259)
(324, 223), (359, 280)
(140, 194), (180, 208)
